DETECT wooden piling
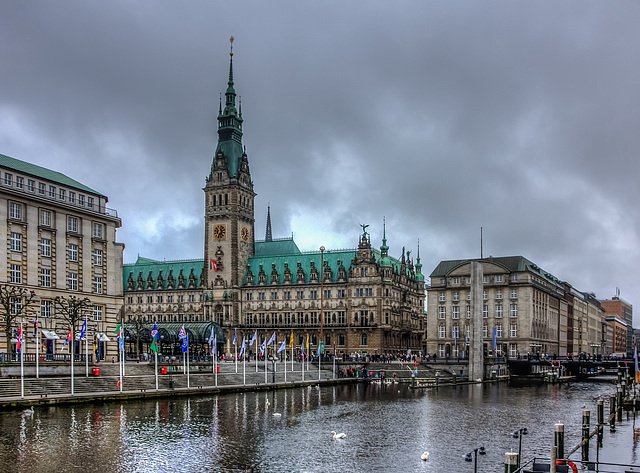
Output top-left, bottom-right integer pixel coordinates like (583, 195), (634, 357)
(617, 385), (623, 422)
(597, 399), (604, 445)
(582, 409), (590, 462)
(554, 423), (564, 460)
(610, 394), (616, 429)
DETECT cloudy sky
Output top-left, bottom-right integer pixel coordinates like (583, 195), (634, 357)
(1, 2), (639, 317)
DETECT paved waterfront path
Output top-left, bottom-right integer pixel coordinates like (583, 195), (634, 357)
(0, 360), (362, 410)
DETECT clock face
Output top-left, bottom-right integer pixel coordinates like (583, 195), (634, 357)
(213, 224), (226, 240)
(241, 226), (250, 242)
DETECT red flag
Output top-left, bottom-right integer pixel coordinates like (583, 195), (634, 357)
(211, 259), (218, 272)
(16, 325), (22, 352)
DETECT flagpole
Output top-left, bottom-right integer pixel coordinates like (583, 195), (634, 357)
(301, 343), (305, 382)
(243, 343), (246, 385)
(255, 333), (258, 372)
(333, 350), (336, 380)
(35, 322), (39, 379)
(85, 316), (89, 377)
(187, 342), (190, 389)
(119, 336), (123, 392)
(265, 341), (268, 384)
(70, 327), (75, 395)
(318, 341), (321, 381)
(214, 337), (218, 387)
(20, 323), (24, 399)
(155, 350), (158, 390)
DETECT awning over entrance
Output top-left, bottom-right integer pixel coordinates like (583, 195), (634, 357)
(96, 333), (110, 342)
(41, 330), (60, 340)
(123, 322), (226, 345)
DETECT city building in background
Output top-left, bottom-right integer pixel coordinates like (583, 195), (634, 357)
(427, 256), (608, 360)
(0, 153), (123, 360)
(601, 294), (633, 356)
(122, 42), (426, 358)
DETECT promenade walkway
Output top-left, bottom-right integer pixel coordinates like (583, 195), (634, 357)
(0, 360), (356, 410)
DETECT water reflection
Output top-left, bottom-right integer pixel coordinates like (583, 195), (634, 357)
(0, 382), (638, 472)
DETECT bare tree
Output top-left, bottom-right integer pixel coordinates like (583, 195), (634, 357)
(0, 284), (38, 353)
(128, 310), (146, 357)
(54, 295), (92, 355)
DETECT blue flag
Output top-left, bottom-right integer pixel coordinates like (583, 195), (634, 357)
(453, 327), (458, 347)
(267, 332), (276, 346)
(207, 327), (214, 346)
(80, 318), (87, 340)
(260, 339), (266, 356)
(492, 327), (497, 351)
(232, 331), (237, 346)
(239, 338), (246, 357)
(250, 331), (257, 346)
(277, 340), (286, 354)
(181, 335), (188, 353)
(212, 336), (217, 355)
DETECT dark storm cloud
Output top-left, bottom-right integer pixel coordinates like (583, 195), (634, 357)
(1, 1), (639, 314)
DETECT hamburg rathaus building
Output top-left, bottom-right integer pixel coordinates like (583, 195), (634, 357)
(122, 40), (427, 359)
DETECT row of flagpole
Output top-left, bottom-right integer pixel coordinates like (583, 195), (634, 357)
(14, 322), (342, 399)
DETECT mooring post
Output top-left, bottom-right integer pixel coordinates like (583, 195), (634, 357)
(550, 445), (557, 473)
(597, 399), (604, 445)
(617, 385), (623, 422)
(554, 423), (564, 461)
(582, 409), (590, 462)
(504, 452), (518, 473)
(610, 394), (616, 429)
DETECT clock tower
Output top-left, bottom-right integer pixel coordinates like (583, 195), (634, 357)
(204, 37), (255, 325)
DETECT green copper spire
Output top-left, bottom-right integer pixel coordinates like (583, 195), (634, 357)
(415, 239), (424, 282)
(380, 216), (389, 257)
(215, 36), (244, 177)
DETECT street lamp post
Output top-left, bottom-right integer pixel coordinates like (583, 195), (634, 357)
(464, 446), (486, 473)
(513, 428), (528, 469)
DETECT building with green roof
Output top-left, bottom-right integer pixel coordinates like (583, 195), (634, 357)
(0, 151), (123, 360)
(123, 40), (427, 358)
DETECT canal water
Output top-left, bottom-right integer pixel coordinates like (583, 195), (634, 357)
(0, 382), (638, 472)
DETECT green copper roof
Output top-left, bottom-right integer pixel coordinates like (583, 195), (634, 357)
(430, 255), (563, 288)
(0, 153), (102, 196)
(244, 243), (417, 286)
(123, 256), (204, 291)
(215, 45), (244, 178)
(255, 237), (302, 257)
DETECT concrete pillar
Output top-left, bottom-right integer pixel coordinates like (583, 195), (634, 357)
(469, 261), (484, 382)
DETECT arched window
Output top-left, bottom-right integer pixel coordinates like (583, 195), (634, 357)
(361, 333), (368, 346)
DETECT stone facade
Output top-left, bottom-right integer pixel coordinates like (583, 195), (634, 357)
(428, 256), (607, 360)
(122, 43), (427, 358)
(0, 153), (123, 359)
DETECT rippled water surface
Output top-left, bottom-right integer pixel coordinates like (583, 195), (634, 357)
(1, 382), (638, 472)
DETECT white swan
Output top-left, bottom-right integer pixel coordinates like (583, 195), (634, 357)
(331, 430), (346, 439)
(22, 406), (34, 416)
(421, 452), (429, 461)
(272, 412), (281, 417)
